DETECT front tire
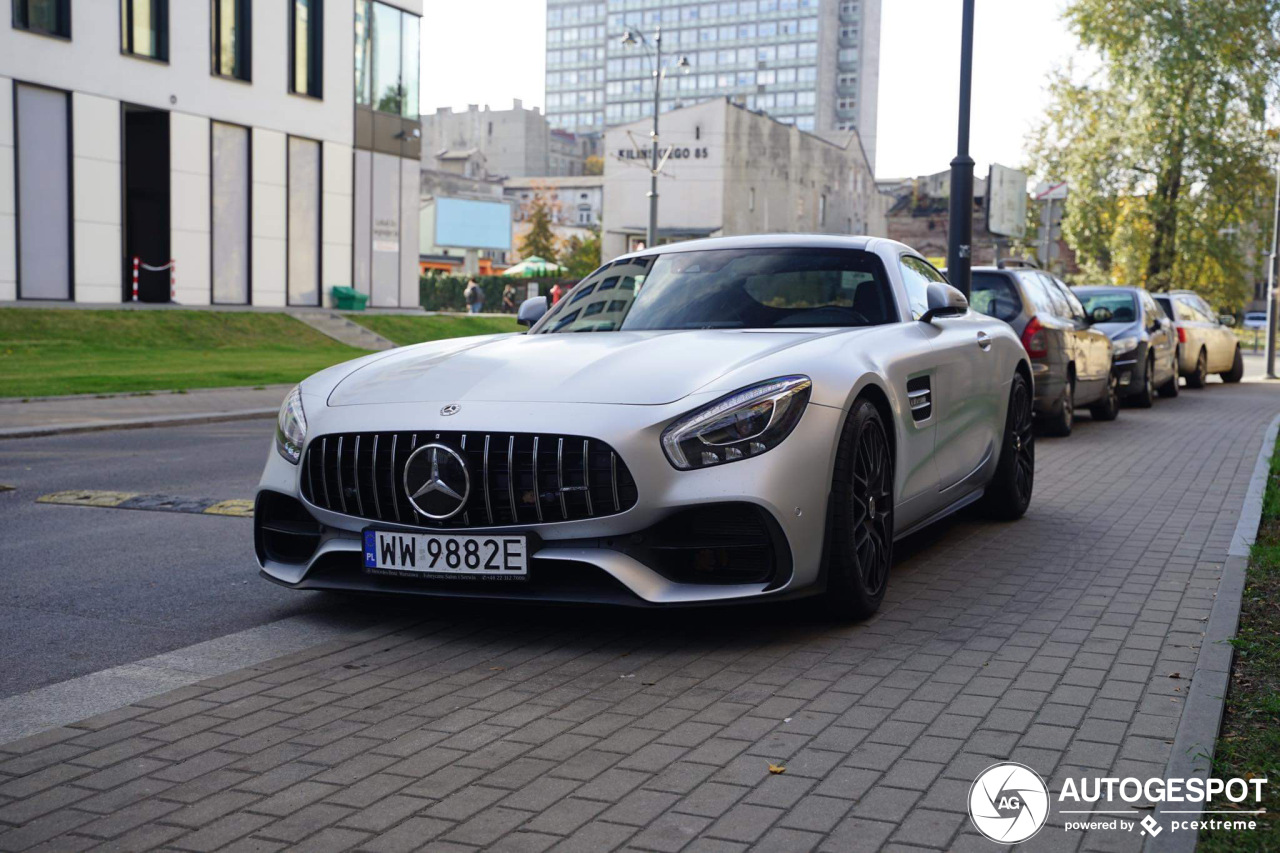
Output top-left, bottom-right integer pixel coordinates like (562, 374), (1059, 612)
(822, 398), (894, 621)
(1089, 373), (1120, 421)
(981, 371), (1035, 521)
(1186, 348), (1208, 388)
(1221, 347), (1244, 383)
(1132, 355), (1156, 408)
(1158, 350), (1180, 398)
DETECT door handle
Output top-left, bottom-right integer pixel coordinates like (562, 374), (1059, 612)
(977, 331), (992, 351)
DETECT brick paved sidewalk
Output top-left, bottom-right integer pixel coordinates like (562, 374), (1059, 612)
(0, 383), (1276, 853)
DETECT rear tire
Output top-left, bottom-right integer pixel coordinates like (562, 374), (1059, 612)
(1132, 355), (1156, 408)
(1042, 379), (1074, 437)
(980, 371), (1035, 521)
(821, 398), (894, 621)
(1186, 348), (1208, 388)
(1221, 347), (1244, 383)
(1089, 373), (1120, 421)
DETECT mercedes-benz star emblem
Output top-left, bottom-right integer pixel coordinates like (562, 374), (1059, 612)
(440, 403), (460, 416)
(402, 443), (470, 519)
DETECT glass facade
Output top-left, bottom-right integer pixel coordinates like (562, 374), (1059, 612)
(545, 0), (873, 138)
(355, 0), (420, 120)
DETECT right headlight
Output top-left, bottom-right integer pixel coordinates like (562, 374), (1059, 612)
(275, 385), (307, 465)
(661, 376), (812, 470)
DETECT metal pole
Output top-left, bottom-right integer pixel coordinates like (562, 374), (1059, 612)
(947, 0), (976, 297)
(647, 28), (662, 250)
(1266, 159), (1279, 378)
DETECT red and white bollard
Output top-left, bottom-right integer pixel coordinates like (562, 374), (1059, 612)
(131, 256), (140, 302)
(169, 259), (176, 303)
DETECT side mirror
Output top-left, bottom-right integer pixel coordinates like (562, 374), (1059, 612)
(1219, 314), (1236, 327)
(1089, 306), (1113, 324)
(517, 296), (548, 328)
(919, 282), (968, 323)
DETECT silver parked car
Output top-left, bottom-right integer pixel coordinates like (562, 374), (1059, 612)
(969, 265), (1118, 436)
(1152, 291), (1243, 387)
(256, 236), (1034, 620)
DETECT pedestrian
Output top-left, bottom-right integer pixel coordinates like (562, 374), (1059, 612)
(502, 282), (518, 313)
(464, 279), (484, 314)
(550, 282), (564, 305)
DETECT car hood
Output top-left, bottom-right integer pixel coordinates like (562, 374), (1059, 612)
(1094, 321), (1141, 339)
(326, 328), (854, 407)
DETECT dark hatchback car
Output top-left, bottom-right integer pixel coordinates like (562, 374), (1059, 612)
(1072, 286), (1179, 406)
(969, 265), (1118, 436)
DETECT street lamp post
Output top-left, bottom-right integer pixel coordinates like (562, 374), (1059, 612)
(621, 26), (690, 250)
(947, 0), (976, 297)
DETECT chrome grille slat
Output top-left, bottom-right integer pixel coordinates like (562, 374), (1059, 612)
(303, 430), (636, 529)
(557, 437), (568, 520)
(532, 436), (543, 523)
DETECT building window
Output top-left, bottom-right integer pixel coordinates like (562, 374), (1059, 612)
(356, 1), (420, 119)
(287, 137), (322, 306)
(211, 122), (251, 304)
(13, 0), (69, 37)
(14, 83), (72, 300)
(212, 0), (250, 80)
(289, 0), (322, 98)
(121, 0), (167, 60)
(819, 194), (827, 227)
(749, 187), (756, 212)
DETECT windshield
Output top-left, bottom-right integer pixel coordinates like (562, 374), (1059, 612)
(532, 248), (896, 333)
(1076, 290), (1138, 323)
(970, 272), (1023, 322)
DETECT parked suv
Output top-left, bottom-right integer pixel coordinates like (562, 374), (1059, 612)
(1073, 286), (1179, 406)
(1152, 291), (1243, 387)
(970, 265), (1118, 436)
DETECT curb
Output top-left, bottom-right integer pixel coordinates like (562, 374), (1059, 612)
(1146, 410), (1280, 853)
(0, 408), (277, 440)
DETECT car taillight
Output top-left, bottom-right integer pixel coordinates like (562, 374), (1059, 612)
(1177, 326), (1187, 344)
(1021, 316), (1048, 358)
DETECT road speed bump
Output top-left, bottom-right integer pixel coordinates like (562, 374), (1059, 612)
(36, 489), (253, 519)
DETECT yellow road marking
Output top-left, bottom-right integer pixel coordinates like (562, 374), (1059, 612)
(204, 499), (254, 518)
(36, 489), (138, 507)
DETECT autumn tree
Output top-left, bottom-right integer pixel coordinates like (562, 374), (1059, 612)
(519, 193), (559, 262)
(1029, 0), (1280, 306)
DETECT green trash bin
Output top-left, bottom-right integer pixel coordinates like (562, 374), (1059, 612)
(331, 286), (368, 311)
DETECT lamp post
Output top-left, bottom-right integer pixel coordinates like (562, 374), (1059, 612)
(620, 26), (691, 250)
(1266, 158), (1279, 379)
(947, 0), (976, 297)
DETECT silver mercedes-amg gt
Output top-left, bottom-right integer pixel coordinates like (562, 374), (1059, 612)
(256, 235), (1035, 618)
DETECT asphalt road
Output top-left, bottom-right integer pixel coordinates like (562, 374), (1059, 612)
(0, 420), (343, 699)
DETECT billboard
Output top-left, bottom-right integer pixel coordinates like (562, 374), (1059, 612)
(434, 197), (512, 251)
(986, 164), (1028, 239)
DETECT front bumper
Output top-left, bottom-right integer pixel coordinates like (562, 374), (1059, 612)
(255, 397), (844, 606)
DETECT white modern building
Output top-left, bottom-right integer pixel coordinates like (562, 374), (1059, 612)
(601, 99), (884, 259)
(0, 0), (422, 309)
(545, 0), (881, 169)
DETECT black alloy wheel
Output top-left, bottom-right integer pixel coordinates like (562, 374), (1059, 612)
(1090, 373), (1120, 421)
(981, 370), (1036, 520)
(1134, 355), (1156, 408)
(822, 398), (894, 620)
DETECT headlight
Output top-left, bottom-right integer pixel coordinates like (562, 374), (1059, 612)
(1112, 336), (1139, 356)
(661, 376), (811, 470)
(275, 385), (307, 464)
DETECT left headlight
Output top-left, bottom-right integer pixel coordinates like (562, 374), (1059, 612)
(275, 385), (307, 465)
(661, 376), (812, 470)
(1112, 336), (1140, 356)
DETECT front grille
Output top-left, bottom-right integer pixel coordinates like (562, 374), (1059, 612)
(301, 431), (638, 529)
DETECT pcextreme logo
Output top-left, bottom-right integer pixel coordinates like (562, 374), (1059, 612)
(967, 764), (1269, 844)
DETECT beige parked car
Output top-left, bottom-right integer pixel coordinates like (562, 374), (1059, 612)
(1152, 291), (1243, 387)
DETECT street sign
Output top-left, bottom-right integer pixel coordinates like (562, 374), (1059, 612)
(1034, 180), (1068, 201)
(987, 164), (1028, 239)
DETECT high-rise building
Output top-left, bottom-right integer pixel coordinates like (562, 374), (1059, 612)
(544, 0), (881, 170)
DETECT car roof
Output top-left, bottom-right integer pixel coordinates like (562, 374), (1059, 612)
(1073, 285), (1140, 294)
(612, 233), (893, 262)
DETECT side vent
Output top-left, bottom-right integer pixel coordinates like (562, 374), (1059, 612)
(906, 376), (932, 422)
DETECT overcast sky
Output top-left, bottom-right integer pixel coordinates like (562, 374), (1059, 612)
(419, 0), (1085, 180)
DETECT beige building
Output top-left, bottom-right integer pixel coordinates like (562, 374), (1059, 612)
(601, 99), (884, 260)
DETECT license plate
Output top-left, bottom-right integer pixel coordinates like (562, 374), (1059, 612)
(363, 530), (528, 579)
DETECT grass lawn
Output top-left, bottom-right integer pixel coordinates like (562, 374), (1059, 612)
(351, 313), (521, 346)
(1202, 436), (1280, 852)
(0, 309), (370, 398)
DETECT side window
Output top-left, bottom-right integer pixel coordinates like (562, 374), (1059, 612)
(1056, 281), (1087, 321)
(1175, 297), (1201, 323)
(1017, 272), (1056, 316)
(898, 256), (942, 320)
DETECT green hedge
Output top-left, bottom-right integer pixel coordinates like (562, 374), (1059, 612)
(419, 275), (577, 312)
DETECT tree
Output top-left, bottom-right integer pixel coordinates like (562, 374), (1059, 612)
(1029, 0), (1280, 306)
(584, 155), (604, 176)
(562, 230), (601, 278)
(519, 194), (559, 262)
